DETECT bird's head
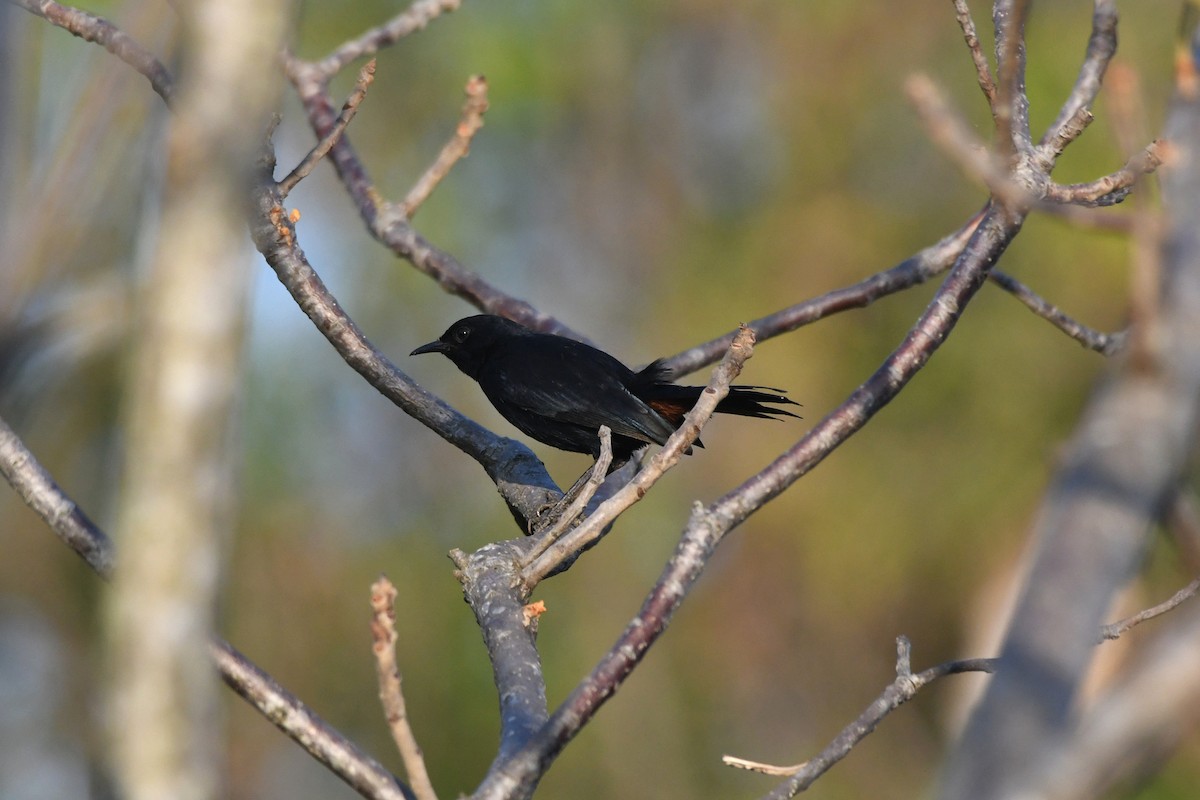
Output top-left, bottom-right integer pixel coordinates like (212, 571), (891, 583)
(410, 314), (527, 379)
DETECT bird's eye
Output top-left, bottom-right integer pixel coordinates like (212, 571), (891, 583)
(452, 326), (471, 343)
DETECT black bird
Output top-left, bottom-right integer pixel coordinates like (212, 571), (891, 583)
(411, 315), (799, 463)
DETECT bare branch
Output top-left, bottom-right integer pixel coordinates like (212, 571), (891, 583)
(473, 506), (722, 800)
(993, 0), (1033, 157)
(284, 61), (581, 339)
(312, 0), (462, 80)
(905, 73), (1032, 209)
(987, 270), (1126, 355)
(11, 0), (176, 104)
(12, 4), (542, 798)
(450, 541), (549, 770)
(704, 204), (1024, 534)
(1031, 597), (1200, 800)
(659, 212), (983, 378)
(371, 578), (439, 800)
(751, 639), (998, 799)
(527, 426), (612, 543)
(522, 328), (756, 585)
(736, 575), (1200, 798)
(279, 59), (377, 198)
(214, 639), (414, 800)
(0, 415), (115, 577)
(1100, 577), (1200, 641)
(1043, 139), (1167, 207)
(1039, 0), (1119, 157)
(1040, 107), (1095, 161)
(952, 0), (997, 108)
(402, 74), (490, 218)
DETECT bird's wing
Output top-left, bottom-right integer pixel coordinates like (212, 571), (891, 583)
(485, 338), (678, 446)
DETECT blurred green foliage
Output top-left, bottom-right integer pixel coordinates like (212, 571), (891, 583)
(1, 1), (1197, 798)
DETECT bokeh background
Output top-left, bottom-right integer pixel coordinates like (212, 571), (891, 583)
(0, 1), (1195, 798)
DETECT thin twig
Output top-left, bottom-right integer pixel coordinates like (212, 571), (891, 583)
(284, 60), (582, 340)
(1039, 0), (1119, 157)
(734, 569), (1200, 797)
(993, 0), (1033, 158)
(988, 270), (1126, 355)
(905, 73), (1032, 209)
(527, 427), (613, 549)
(11, 0), (176, 104)
(214, 639), (414, 800)
(1035, 591), (1200, 800)
(521, 327), (757, 586)
(659, 212), (984, 378)
(0, 415), (115, 578)
(279, 60), (377, 198)
(401, 74), (489, 217)
(313, 0), (462, 79)
(724, 757), (805, 777)
(1100, 577), (1200, 641)
(736, 638), (998, 798)
(1044, 140), (1168, 207)
(371, 577), (440, 800)
(952, 0), (997, 109)
(1041, 107), (1096, 161)
(696, 207), (1024, 564)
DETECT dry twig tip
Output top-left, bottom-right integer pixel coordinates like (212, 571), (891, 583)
(279, 58), (378, 197)
(369, 576), (440, 800)
(401, 74), (491, 218)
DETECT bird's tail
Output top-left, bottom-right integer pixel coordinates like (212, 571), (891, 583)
(636, 360), (801, 425)
(715, 385), (802, 420)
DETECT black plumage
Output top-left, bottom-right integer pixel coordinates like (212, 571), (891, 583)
(411, 315), (799, 462)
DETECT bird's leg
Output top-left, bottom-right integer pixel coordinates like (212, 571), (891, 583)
(526, 460), (614, 550)
(528, 427), (615, 540)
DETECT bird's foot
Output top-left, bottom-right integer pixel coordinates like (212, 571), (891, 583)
(529, 492), (583, 536)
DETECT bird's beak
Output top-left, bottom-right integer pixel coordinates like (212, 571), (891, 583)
(410, 340), (447, 356)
